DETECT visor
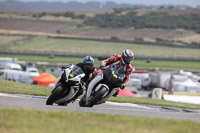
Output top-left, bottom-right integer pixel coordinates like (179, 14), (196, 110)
(123, 57), (133, 64)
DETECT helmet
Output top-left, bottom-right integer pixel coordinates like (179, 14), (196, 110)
(83, 56), (94, 71)
(121, 49), (134, 64)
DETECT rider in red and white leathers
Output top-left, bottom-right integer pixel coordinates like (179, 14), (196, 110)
(93, 49), (135, 96)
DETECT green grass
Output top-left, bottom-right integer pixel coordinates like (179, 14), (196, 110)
(0, 108), (199, 133)
(1, 79), (200, 110)
(133, 60), (200, 70)
(0, 79), (51, 96)
(0, 54), (86, 64)
(0, 54), (200, 70)
(1, 38), (200, 59)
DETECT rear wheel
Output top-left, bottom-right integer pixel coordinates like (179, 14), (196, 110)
(86, 87), (108, 107)
(46, 85), (63, 105)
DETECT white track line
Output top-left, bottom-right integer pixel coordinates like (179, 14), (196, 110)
(0, 93), (47, 99)
(105, 101), (153, 109)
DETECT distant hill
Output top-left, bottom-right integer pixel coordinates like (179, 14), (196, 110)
(0, 1), (137, 10)
(0, 0), (192, 10)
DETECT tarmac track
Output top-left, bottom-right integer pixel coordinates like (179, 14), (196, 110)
(0, 93), (200, 123)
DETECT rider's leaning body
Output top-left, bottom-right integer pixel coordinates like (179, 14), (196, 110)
(92, 49), (135, 96)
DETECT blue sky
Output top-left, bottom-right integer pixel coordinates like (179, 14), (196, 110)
(1, 0), (200, 7)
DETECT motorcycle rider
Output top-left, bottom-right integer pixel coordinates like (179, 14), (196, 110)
(70, 56), (96, 102)
(95, 49), (135, 96)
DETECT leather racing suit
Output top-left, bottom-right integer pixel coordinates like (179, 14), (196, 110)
(93, 54), (134, 96)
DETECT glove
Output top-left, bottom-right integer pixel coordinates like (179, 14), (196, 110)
(99, 65), (106, 70)
(89, 73), (93, 80)
(120, 84), (126, 89)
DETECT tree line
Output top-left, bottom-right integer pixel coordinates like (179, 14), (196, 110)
(83, 11), (200, 33)
(32, 12), (86, 19)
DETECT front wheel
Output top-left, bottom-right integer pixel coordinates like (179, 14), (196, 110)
(86, 87), (108, 107)
(46, 85), (63, 105)
(79, 94), (86, 107)
(58, 101), (69, 106)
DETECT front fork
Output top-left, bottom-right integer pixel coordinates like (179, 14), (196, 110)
(51, 71), (63, 93)
(85, 72), (104, 102)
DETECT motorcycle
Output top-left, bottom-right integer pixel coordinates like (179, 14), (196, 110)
(79, 65), (126, 107)
(46, 64), (85, 106)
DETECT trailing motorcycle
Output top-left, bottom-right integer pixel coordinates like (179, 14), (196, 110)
(46, 64), (85, 106)
(79, 65), (126, 107)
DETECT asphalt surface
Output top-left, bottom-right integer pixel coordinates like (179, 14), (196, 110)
(0, 93), (200, 123)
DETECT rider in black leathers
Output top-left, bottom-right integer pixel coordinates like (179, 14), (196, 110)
(67, 56), (96, 102)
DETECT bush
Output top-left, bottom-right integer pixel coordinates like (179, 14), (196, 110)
(32, 12), (47, 18)
(56, 30), (61, 34)
(110, 36), (119, 41)
(135, 38), (144, 42)
(64, 12), (75, 18)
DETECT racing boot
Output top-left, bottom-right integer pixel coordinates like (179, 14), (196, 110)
(112, 89), (120, 97)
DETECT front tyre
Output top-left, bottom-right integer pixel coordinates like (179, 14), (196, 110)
(79, 94), (86, 107)
(86, 87), (108, 107)
(58, 101), (69, 106)
(46, 85), (63, 105)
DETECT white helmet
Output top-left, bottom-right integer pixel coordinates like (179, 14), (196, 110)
(121, 49), (134, 64)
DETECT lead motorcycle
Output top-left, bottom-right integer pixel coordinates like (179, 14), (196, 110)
(79, 65), (126, 107)
(46, 64), (85, 106)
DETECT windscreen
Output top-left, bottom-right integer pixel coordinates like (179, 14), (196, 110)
(111, 65), (125, 79)
(71, 66), (84, 77)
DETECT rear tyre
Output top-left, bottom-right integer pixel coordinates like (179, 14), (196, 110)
(86, 87), (108, 107)
(46, 85), (63, 105)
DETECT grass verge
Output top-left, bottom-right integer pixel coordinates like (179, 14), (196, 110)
(0, 107), (200, 133)
(0, 79), (51, 96)
(1, 54), (200, 70)
(1, 79), (200, 110)
(0, 35), (26, 45)
(1, 37), (200, 59)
